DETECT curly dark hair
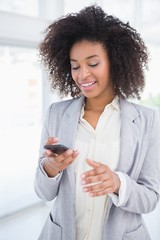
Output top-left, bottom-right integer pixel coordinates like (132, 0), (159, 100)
(39, 4), (148, 99)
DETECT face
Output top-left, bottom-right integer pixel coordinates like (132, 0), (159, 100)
(70, 40), (114, 100)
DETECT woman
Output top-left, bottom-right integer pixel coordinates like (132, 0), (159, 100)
(34, 5), (160, 240)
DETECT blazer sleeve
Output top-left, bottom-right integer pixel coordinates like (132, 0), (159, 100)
(119, 110), (160, 214)
(34, 104), (63, 201)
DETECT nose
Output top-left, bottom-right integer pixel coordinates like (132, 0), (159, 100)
(78, 66), (90, 81)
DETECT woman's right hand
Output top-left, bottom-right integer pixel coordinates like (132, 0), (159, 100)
(43, 137), (79, 177)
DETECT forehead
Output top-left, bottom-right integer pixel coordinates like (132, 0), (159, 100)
(70, 40), (107, 60)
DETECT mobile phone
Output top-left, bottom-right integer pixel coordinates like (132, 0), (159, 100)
(44, 144), (69, 155)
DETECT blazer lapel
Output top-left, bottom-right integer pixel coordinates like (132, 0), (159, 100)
(116, 98), (140, 174)
(60, 96), (84, 147)
(59, 96), (85, 196)
(106, 99), (141, 220)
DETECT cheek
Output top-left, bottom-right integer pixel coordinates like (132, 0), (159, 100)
(100, 66), (110, 82)
(71, 71), (78, 83)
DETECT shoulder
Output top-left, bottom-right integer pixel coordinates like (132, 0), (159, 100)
(49, 96), (84, 112)
(120, 97), (159, 126)
(45, 96), (84, 123)
(120, 99), (160, 149)
(120, 98), (160, 129)
(50, 97), (75, 110)
(130, 101), (159, 121)
(120, 97), (159, 117)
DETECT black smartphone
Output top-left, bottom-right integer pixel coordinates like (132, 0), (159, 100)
(44, 144), (69, 155)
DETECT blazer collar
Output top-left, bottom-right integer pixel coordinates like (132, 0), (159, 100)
(120, 98), (140, 121)
(65, 96), (85, 117)
(65, 96), (140, 121)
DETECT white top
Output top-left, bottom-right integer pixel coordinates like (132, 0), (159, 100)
(73, 96), (126, 240)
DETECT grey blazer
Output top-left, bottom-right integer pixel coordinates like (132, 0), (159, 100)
(34, 96), (160, 240)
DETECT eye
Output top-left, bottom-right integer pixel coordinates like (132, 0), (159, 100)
(71, 64), (80, 70)
(71, 66), (79, 70)
(89, 63), (99, 67)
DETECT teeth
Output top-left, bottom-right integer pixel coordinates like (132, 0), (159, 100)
(81, 82), (95, 87)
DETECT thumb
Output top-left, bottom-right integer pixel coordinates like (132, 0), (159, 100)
(47, 137), (59, 144)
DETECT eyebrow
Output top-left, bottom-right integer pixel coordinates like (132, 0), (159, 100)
(70, 54), (99, 62)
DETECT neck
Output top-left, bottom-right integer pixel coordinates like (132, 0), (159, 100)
(85, 94), (116, 112)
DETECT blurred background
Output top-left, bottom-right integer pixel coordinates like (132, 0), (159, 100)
(0, 0), (159, 239)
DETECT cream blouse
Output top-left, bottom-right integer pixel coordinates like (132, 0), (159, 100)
(73, 96), (125, 240)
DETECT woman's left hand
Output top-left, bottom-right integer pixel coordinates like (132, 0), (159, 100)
(81, 159), (120, 197)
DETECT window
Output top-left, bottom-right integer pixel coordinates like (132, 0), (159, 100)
(139, 0), (160, 109)
(0, 0), (39, 17)
(0, 0), (64, 218)
(0, 46), (42, 217)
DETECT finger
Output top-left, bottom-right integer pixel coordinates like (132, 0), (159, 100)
(60, 157), (75, 169)
(55, 149), (74, 163)
(56, 149), (79, 162)
(43, 148), (59, 158)
(82, 179), (114, 196)
(81, 172), (109, 185)
(86, 159), (100, 168)
(88, 187), (113, 197)
(52, 150), (79, 169)
(61, 150), (79, 166)
(82, 178), (112, 192)
(43, 149), (54, 157)
(46, 148), (79, 173)
(46, 137), (59, 144)
(81, 165), (106, 179)
(72, 150), (80, 158)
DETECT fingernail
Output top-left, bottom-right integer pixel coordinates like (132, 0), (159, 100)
(81, 180), (86, 185)
(46, 150), (51, 154)
(81, 174), (85, 179)
(54, 137), (59, 141)
(74, 150), (80, 155)
(83, 188), (88, 192)
(65, 149), (73, 156)
(89, 193), (94, 197)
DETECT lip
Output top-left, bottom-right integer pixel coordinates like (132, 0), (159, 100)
(79, 81), (97, 90)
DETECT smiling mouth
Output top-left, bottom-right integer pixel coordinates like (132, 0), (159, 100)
(80, 81), (96, 87)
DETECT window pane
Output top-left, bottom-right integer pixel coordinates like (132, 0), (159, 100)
(0, 46), (42, 217)
(64, 0), (135, 25)
(141, 45), (160, 109)
(0, 0), (39, 17)
(140, 0), (160, 109)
